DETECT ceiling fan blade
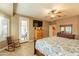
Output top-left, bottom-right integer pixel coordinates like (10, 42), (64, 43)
(56, 14), (65, 17)
(46, 10), (64, 19)
(51, 9), (56, 13)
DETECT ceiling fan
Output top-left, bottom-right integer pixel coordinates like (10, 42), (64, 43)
(46, 9), (64, 19)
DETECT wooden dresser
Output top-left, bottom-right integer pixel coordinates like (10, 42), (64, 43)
(35, 28), (43, 39)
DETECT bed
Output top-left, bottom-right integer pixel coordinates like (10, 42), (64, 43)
(34, 33), (79, 56)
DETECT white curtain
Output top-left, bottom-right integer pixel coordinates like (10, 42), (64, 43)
(0, 16), (9, 38)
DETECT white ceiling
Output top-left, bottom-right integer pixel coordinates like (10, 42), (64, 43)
(0, 3), (13, 16)
(16, 3), (79, 21)
(0, 3), (79, 21)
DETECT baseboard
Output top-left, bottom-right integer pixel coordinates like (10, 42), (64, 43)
(20, 41), (28, 44)
(0, 46), (7, 52)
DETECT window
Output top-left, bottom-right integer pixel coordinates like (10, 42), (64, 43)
(0, 16), (9, 38)
(60, 26), (65, 32)
(20, 20), (27, 38)
(65, 26), (72, 33)
(60, 25), (72, 33)
(19, 17), (29, 43)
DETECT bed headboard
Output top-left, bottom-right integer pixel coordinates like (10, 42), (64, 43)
(57, 32), (75, 39)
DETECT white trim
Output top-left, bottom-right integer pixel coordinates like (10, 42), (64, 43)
(0, 38), (6, 42)
(0, 46), (7, 52)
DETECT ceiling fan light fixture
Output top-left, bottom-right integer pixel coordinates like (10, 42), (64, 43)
(54, 10), (59, 14)
(51, 15), (55, 17)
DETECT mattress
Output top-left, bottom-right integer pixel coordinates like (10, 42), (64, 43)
(35, 37), (79, 56)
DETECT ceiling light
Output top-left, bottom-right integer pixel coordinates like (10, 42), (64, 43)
(54, 10), (59, 13)
(51, 15), (55, 17)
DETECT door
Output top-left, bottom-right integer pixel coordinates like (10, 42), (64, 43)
(19, 17), (29, 43)
(49, 25), (57, 37)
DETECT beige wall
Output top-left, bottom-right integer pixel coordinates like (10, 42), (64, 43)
(27, 19), (49, 40)
(55, 16), (78, 35)
(10, 15), (36, 41)
(11, 15), (19, 39)
(11, 15), (31, 40)
(10, 15), (49, 41)
(0, 14), (49, 49)
(77, 16), (79, 39)
(29, 18), (35, 40)
(0, 15), (20, 49)
(1, 15), (79, 49)
(0, 12), (11, 49)
(78, 16), (79, 35)
(43, 21), (49, 37)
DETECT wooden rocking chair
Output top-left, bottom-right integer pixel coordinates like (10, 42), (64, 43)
(6, 36), (15, 52)
(6, 36), (21, 52)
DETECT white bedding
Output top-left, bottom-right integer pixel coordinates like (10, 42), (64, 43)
(35, 37), (79, 56)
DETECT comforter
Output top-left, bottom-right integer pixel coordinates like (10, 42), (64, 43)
(35, 37), (79, 56)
